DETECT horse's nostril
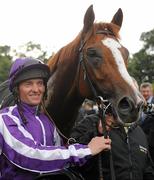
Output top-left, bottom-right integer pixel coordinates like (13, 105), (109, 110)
(118, 97), (133, 114)
(117, 97), (144, 124)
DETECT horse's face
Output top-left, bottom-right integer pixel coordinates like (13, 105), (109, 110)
(79, 6), (144, 124)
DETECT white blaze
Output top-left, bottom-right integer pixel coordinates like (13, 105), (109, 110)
(102, 38), (142, 103)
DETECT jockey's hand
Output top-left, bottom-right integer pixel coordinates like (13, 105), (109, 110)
(88, 136), (111, 156)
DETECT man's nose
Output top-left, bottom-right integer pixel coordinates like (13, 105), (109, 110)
(32, 84), (39, 92)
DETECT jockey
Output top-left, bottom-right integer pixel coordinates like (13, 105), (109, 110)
(0, 57), (111, 180)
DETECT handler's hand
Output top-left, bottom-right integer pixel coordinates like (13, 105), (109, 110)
(88, 136), (111, 156)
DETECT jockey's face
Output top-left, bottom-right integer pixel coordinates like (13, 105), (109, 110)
(19, 78), (45, 106)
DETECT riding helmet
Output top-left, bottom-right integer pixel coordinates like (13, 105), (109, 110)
(9, 57), (50, 92)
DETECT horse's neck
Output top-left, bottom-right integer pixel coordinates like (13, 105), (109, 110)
(47, 76), (83, 137)
(46, 48), (84, 136)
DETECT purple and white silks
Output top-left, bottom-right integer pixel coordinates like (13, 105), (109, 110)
(0, 103), (91, 179)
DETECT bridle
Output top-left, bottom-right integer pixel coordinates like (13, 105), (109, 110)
(77, 29), (140, 128)
(75, 30), (116, 180)
(77, 28), (115, 100)
(77, 29), (116, 116)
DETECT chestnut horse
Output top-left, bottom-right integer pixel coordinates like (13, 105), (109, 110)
(45, 5), (144, 137)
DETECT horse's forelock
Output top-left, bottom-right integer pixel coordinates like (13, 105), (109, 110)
(94, 22), (120, 39)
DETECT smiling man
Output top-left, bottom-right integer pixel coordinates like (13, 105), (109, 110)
(140, 82), (154, 163)
(0, 57), (111, 180)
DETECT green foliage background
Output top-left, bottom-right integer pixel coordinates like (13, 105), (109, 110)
(0, 42), (49, 84)
(128, 29), (154, 86)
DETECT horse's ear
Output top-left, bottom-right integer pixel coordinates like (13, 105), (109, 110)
(83, 5), (95, 33)
(111, 8), (123, 28)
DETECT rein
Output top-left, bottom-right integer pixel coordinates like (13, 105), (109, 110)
(77, 28), (115, 101)
(77, 30), (114, 130)
(78, 39), (98, 100)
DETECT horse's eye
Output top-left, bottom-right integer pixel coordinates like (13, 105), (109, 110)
(87, 48), (97, 57)
(87, 48), (102, 58)
(86, 48), (102, 68)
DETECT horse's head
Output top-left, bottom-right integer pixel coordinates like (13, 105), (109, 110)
(77, 5), (144, 125)
(46, 5), (144, 136)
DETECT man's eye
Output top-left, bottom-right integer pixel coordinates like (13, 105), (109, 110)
(25, 83), (31, 86)
(38, 81), (44, 85)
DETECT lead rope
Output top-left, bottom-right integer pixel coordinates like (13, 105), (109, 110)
(96, 97), (108, 180)
(96, 97), (116, 180)
(109, 147), (116, 180)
